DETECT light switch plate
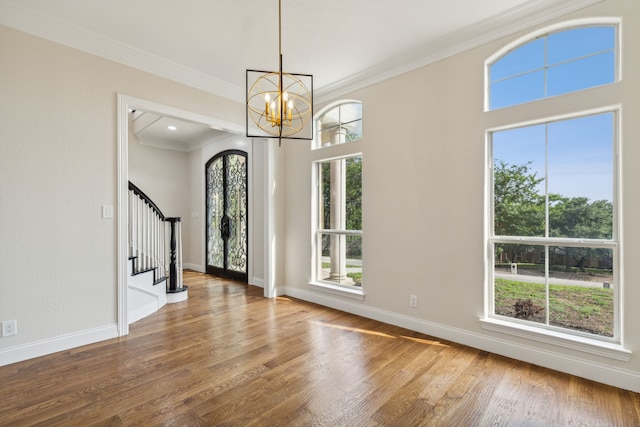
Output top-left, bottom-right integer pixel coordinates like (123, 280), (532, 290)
(102, 205), (114, 218)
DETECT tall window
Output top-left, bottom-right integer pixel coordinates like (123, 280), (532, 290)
(490, 112), (617, 338)
(312, 101), (363, 293)
(486, 22), (620, 343)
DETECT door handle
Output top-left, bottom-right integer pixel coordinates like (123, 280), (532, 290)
(220, 215), (230, 239)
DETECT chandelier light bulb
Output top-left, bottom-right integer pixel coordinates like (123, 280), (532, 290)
(264, 93), (271, 116)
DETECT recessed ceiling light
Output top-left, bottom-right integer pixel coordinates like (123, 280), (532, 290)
(168, 125), (177, 131)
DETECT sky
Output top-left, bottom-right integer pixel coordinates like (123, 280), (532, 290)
(490, 26), (616, 203)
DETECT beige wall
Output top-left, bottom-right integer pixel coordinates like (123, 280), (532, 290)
(281, 0), (640, 391)
(0, 25), (244, 354)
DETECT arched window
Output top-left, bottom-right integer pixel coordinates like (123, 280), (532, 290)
(487, 24), (617, 110)
(484, 21), (624, 351)
(314, 101), (362, 149)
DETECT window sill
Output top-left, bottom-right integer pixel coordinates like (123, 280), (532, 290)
(308, 281), (365, 300)
(479, 317), (631, 362)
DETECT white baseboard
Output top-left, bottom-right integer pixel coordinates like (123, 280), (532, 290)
(0, 324), (118, 367)
(183, 263), (204, 272)
(167, 289), (189, 303)
(250, 276), (264, 287)
(285, 286), (640, 393)
(128, 301), (159, 324)
(128, 286), (161, 325)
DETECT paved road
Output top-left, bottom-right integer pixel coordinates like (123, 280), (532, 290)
(495, 272), (612, 289)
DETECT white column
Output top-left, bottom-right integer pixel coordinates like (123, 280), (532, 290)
(177, 221), (183, 288)
(329, 127), (351, 283)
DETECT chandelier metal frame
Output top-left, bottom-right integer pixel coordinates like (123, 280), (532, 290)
(246, 0), (313, 141)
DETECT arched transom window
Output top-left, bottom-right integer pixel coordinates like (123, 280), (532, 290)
(488, 25), (617, 110)
(315, 101), (362, 149)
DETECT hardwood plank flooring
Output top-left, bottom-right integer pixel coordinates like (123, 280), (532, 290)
(1, 271), (638, 426)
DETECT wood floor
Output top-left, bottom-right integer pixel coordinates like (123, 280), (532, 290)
(1, 271), (638, 426)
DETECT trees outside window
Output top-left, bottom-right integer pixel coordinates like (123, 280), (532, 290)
(316, 156), (362, 287)
(491, 113), (617, 338)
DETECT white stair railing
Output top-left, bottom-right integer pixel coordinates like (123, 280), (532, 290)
(128, 182), (183, 292)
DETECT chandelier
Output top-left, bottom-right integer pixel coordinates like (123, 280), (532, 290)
(246, 0), (313, 141)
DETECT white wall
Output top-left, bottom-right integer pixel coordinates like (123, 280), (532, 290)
(281, 0), (640, 392)
(187, 146), (205, 272)
(251, 141), (266, 287)
(128, 134), (192, 260)
(0, 24), (244, 362)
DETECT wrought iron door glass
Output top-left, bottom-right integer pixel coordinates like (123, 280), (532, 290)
(207, 157), (224, 268)
(226, 154), (247, 273)
(206, 152), (248, 278)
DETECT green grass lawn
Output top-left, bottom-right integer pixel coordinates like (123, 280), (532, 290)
(348, 272), (362, 286)
(495, 278), (613, 337)
(322, 262), (361, 268)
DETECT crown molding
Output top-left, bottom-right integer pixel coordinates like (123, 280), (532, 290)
(315, 0), (604, 104)
(1, 0), (603, 107)
(0, 0), (245, 103)
(137, 133), (228, 153)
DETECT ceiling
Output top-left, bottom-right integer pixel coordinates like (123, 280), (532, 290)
(131, 111), (227, 152)
(0, 0), (600, 149)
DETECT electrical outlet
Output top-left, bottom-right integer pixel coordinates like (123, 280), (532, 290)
(2, 320), (17, 337)
(409, 295), (418, 308)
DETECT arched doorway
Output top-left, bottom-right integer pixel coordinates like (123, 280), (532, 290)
(206, 150), (249, 282)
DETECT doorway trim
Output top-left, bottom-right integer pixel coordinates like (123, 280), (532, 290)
(116, 94), (271, 336)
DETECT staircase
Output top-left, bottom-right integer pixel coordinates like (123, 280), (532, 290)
(127, 255), (168, 324)
(128, 182), (188, 324)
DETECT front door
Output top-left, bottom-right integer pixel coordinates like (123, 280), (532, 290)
(206, 150), (248, 282)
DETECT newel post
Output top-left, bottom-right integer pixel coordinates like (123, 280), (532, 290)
(166, 217), (180, 292)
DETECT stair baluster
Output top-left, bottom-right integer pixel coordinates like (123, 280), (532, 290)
(127, 182), (186, 302)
